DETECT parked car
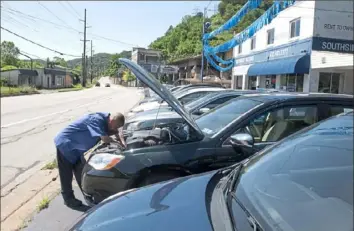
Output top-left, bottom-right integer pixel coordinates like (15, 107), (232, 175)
(81, 58), (353, 205)
(105, 83), (111, 87)
(95, 82), (100, 87)
(139, 83), (226, 106)
(123, 90), (258, 135)
(127, 87), (225, 117)
(69, 111), (354, 231)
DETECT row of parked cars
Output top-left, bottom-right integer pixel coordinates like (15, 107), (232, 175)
(68, 59), (353, 231)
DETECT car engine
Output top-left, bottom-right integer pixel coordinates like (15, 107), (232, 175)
(125, 125), (189, 149)
(90, 125), (190, 155)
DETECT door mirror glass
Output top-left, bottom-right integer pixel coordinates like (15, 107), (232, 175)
(230, 133), (255, 156)
(199, 108), (210, 114)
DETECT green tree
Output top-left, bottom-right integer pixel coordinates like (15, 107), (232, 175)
(53, 56), (68, 67)
(17, 60), (44, 69)
(104, 53), (122, 77)
(148, 0), (274, 62)
(0, 41), (20, 67)
(122, 70), (136, 82)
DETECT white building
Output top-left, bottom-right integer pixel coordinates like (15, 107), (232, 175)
(232, 1), (353, 94)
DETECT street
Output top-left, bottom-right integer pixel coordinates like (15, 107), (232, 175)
(1, 78), (141, 191)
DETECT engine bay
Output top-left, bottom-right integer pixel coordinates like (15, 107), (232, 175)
(91, 124), (191, 155)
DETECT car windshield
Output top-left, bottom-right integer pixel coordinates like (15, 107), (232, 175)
(195, 98), (262, 136)
(232, 115), (353, 231)
(184, 92), (219, 111)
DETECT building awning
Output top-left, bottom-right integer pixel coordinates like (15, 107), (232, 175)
(233, 64), (251, 76)
(247, 54), (310, 76)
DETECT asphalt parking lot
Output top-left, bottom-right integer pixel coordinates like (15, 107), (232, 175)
(24, 186), (86, 231)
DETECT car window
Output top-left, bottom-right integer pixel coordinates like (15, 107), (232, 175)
(179, 91), (209, 104)
(235, 105), (319, 143)
(203, 95), (238, 110)
(195, 98), (262, 137)
(329, 105), (353, 117)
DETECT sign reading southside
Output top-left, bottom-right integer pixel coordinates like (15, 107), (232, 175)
(312, 37), (354, 54)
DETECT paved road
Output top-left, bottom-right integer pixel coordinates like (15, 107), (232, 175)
(1, 77), (142, 190)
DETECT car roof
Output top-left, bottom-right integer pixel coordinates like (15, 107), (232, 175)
(178, 87), (225, 94)
(239, 92), (354, 103)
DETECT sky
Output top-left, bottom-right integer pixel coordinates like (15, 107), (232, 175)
(1, 1), (219, 61)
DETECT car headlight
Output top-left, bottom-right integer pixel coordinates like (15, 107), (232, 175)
(88, 153), (125, 170)
(126, 122), (140, 132)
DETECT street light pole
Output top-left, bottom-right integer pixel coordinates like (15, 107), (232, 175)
(200, 7), (206, 83)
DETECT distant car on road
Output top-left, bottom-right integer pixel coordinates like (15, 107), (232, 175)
(95, 82), (100, 87)
(105, 83), (110, 87)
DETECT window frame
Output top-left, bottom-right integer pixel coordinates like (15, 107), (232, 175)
(238, 44), (242, 54)
(318, 72), (341, 94)
(267, 28), (275, 45)
(250, 36), (256, 50)
(218, 101), (325, 147)
(289, 18), (301, 38)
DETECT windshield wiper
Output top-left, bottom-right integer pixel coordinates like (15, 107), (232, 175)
(227, 163), (244, 194)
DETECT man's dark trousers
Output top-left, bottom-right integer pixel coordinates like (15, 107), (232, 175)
(56, 149), (86, 201)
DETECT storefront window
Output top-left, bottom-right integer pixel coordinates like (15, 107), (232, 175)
(318, 72), (340, 94)
(265, 75), (276, 89)
(280, 74), (304, 92)
(248, 76), (257, 90)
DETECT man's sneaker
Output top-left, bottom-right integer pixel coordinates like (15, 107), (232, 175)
(64, 198), (83, 208)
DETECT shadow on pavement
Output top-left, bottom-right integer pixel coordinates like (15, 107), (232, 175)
(24, 186), (88, 231)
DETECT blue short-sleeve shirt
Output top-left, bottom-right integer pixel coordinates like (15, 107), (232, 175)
(54, 112), (110, 163)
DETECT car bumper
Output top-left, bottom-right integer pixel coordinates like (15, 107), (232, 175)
(81, 163), (130, 205)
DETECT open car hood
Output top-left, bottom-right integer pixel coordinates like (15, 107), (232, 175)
(119, 58), (204, 138)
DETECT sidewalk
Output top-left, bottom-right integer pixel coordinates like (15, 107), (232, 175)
(23, 186), (87, 231)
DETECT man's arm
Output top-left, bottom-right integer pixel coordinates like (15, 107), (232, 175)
(115, 128), (126, 147)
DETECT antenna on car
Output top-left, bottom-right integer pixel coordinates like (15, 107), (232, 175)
(152, 102), (162, 131)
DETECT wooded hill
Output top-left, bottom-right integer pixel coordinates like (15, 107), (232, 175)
(149, 0), (273, 63)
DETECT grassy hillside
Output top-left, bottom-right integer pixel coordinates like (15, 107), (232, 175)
(149, 0), (273, 63)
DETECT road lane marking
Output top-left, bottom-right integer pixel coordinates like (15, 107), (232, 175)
(1, 96), (114, 128)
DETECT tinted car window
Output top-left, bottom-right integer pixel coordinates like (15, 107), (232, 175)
(195, 98), (262, 136)
(203, 95), (238, 110)
(234, 115), (353, 231)
(179, 91), (209, 104)
(329, 105), (353, 117)
(237, 105), (318, 143)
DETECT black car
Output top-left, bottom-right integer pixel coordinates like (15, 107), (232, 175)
(123, 90), (260, 134)
(95, 82), (100, 87)
(105, 83), (110, 87)
(81, 58), (353, 205)
(69, 112), (354, 231)
(139, 83), (226, 105)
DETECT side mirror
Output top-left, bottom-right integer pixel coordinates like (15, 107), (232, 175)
(229, 133), (255, 156)
(199, 108), (210, 114)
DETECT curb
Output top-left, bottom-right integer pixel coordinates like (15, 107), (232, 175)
(1, 146), (98, 231)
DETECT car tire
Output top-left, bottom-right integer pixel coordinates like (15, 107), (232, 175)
(138, 171), (183, 187)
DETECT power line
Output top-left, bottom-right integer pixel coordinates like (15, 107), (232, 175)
(58, 1), (80, 20)
(37, 1), (79, 32)
(20, 50), (44, 60)
(65, 1), (81, 18)
(88, 33), (138, 47)
(0, 26), (81, 57)
(1, 6), (81, 33)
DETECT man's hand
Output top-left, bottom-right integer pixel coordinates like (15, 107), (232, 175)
(101, 136), (114, 144)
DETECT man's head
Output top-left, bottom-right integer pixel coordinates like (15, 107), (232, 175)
(108, 112), (125, 134)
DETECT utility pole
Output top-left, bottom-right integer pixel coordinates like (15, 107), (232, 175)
(90, 40), (93, 83)
(200, 7), (206, 83)
(80, 8), (88, 87)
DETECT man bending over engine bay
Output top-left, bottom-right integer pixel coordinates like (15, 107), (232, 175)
(54, 112), (125, 208)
